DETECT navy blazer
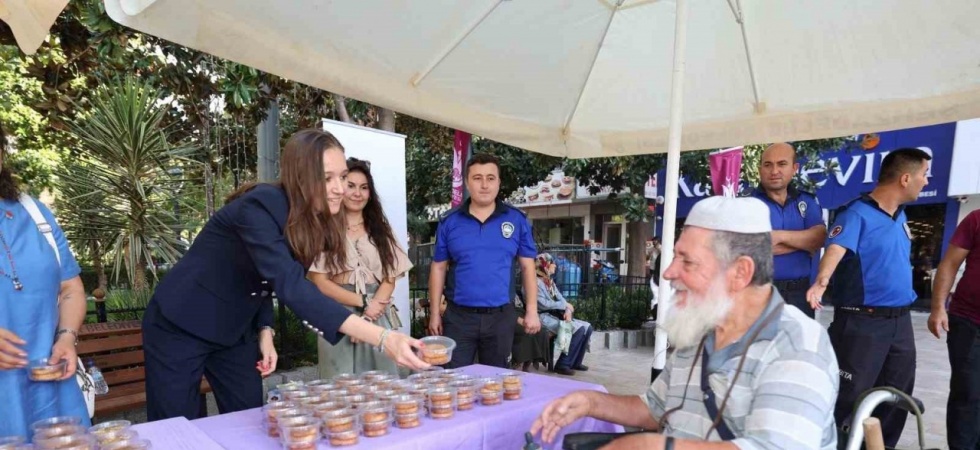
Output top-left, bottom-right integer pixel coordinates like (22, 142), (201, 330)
(150, 184), (351, 347)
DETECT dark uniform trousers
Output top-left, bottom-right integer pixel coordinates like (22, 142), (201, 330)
(443, 301), (518, 369)
(774, 278), (814, 319)
(828, 308), (916, 448)
(947, 313), (980, 450)
(143, 300), (263, 421)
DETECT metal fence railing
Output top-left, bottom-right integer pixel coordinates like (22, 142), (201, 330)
(85, 299), (145, 323)
(407, 244), (654, 335)
(83, 243), (654, 371)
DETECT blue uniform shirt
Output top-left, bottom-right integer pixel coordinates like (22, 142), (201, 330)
(751, 184), (823, 281)
(826, 194), (916, 308)
(434, 200), (537, 307)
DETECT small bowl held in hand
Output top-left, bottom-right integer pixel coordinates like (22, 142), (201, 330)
(417, 336), (456, 366)
(28, 358), (67, 382)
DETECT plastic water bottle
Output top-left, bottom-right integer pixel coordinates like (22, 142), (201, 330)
(86, 359), (109, 395)
(522, 432), (541, 450)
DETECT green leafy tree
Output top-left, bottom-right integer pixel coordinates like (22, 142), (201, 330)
(0, 46), (67, 192)
(66, 78), (197, 290)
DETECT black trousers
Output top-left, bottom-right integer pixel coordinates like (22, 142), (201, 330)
(143, 300), (263, 421)
(828, 310), (916, 448)
(443, 302), (517, 369)
(947, 313), (980, 450)
(774, 278), (814, 319)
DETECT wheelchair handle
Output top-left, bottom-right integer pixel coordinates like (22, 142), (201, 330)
(844, 389), (926, 450)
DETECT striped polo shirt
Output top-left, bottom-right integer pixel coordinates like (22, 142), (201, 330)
(643, 289), (839, 449)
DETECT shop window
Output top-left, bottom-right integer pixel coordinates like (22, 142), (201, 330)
(907, 203), (946, 301)
(531, 218), (584, 245)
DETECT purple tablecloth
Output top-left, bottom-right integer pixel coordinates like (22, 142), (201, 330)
(189, 364), (624, 449)
(131, 417), (225, 449)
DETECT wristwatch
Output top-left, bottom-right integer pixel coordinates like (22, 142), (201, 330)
(259, 326), (276, 338)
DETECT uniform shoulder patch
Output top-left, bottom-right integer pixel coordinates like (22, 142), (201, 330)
(797, 200), (808, 218)
(501, 221), (515, 238)
(829, 225), (843, 238)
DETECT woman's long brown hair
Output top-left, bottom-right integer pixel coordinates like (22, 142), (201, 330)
(227, 129), (346, 271)
(347, 158), (400, 280)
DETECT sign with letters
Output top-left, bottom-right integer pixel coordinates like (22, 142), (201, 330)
(660, 123), (955, 218)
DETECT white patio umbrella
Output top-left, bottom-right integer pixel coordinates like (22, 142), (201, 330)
(0, 0), (68, 55)
(104, 0), (980, 373)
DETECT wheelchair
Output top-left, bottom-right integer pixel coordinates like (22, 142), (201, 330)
(841, 387), (938, 450)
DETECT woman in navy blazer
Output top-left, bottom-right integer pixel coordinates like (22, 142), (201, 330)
(142, 129), (429, 421)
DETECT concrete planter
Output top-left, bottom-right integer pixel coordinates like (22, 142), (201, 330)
(590, 329), (657, 351)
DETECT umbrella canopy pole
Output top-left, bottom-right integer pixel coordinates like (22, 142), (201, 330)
(653, 0), (689, 374)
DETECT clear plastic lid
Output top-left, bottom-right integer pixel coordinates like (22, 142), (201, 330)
(320, 408), (358, 424)
(92, 429), (139, 445)
(276, 381), (306, 391)
(32, 434), (96, 450)
(331, 373), (359, 386)
(32, 425), (85, 441)
(30, 417), (82, 432)
(88, 420), (132, 436)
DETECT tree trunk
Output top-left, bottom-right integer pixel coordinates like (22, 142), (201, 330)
(133, 257), (148, 291)
(91, 241), (108, 292)
(378, 108), (396, 132)
(626, 220), (651, 279)
(333, 94), (352, 123)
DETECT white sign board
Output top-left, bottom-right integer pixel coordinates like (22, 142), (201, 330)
(322, 119), (410, 334)
(950, 119), (980, 196)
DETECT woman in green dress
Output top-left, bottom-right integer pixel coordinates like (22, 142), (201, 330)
(309, 158), (412, 378)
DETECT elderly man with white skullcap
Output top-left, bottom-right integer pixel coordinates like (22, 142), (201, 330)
(531, 196), (840, 450)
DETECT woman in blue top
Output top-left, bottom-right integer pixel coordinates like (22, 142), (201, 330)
(0, 141), (90, 438)
(532, 253), (593, 376)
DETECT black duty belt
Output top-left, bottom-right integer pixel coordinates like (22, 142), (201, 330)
(448, 301), (509, 314)
(773, 277), (809, 291)
(836, 306), (911, 318)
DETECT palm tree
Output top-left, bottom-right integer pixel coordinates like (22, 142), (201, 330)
(57, 159), (116, 293)
(66, 77), (196, 290)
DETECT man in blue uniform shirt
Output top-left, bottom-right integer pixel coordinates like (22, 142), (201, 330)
(807, 148), (931, 448)
(751, 143), (826, 318)
(428, 153), (541, 368)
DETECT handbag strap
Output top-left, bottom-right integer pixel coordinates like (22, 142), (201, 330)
(700, 346), (737, 440)
(18, 194), (61, 265)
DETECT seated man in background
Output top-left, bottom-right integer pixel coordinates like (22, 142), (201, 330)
(531, 196), (839, 450)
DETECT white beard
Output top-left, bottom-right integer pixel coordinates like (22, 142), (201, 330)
(661, 276), (733, 350)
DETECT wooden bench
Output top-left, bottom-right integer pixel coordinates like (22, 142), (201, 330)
(78, 320), (211, 417)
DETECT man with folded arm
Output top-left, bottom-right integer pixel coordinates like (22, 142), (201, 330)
(531, 196), (839, 450)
